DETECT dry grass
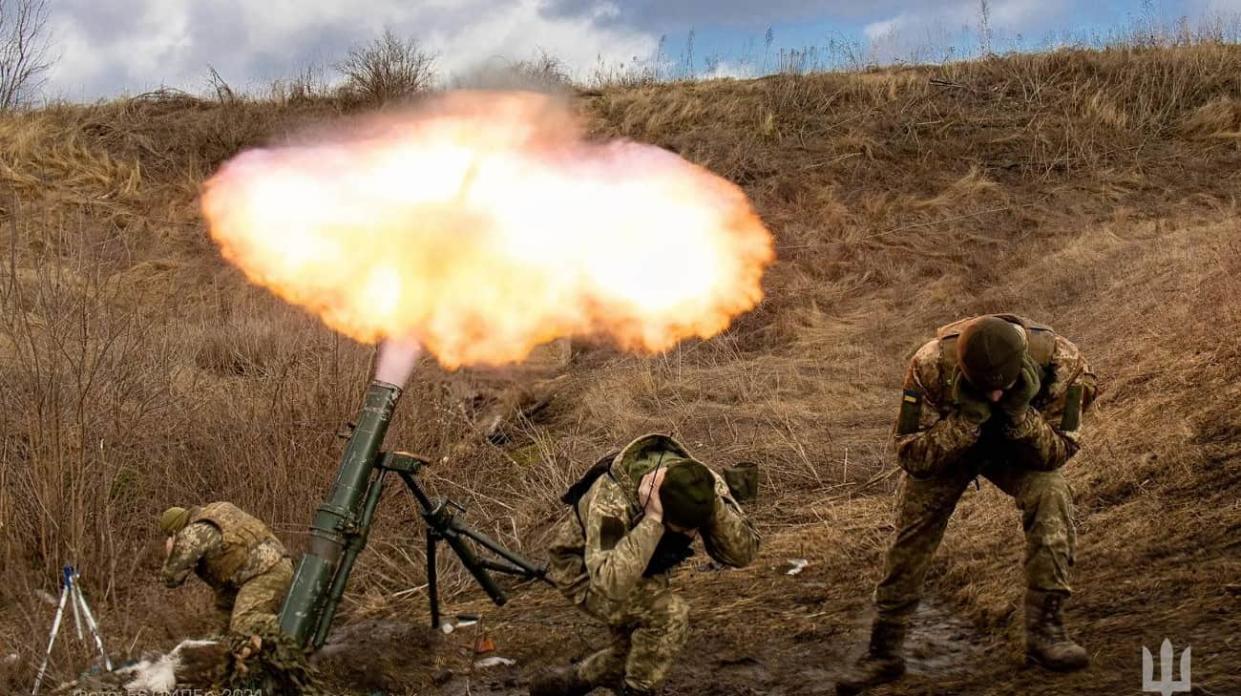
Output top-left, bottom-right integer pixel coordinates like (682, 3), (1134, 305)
(2, 44), (1241, 693)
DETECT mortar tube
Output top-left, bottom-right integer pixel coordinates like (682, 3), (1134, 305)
(311, 468), (388, 648)
(279, 380), (402, 645)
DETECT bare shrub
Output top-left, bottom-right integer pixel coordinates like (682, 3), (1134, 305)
(510, 49), (573, 90)
(270, 61), (331, 106)
(337, 29), (437, 104)
(0, 0), (53, 109)
(588, 58), (662, 89)
(204, 65), (236, 104)
(453, 50), (574, 93)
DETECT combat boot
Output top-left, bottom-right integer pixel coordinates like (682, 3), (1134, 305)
(1025, 589), (1090, 672)
(835, 617), (907, 695)
(528, 664), (594, 696)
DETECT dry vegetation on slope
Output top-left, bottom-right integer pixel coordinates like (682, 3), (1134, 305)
(2, 45), (1240, 694)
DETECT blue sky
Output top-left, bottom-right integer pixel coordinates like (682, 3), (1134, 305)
(41, 0), (1236, 99)
(655, 0), (1213, 76)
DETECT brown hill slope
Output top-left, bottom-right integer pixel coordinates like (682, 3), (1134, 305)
(1, 46), (1240, 694)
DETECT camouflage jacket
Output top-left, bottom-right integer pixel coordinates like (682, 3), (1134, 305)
(162, 505), (288, 590)
(894, 316), (1098, 478)
(545, 435), (760, 605)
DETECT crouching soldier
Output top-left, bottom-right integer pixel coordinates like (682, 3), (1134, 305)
(159, 502), (294, 637)
(838, 314), (1098, 693)
(532, 434), (760, 696)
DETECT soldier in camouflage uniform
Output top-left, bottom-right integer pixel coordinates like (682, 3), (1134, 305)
(160, 502), (294, 637)
(838, 315), (1098, 694)
(531, 434), (760, 696)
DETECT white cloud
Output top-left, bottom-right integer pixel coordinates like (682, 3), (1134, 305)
(422, 0), (656, 79)
(860, 0), (1074, 63)
(863, 17), (902, 41)
(702, 60), (754, 79)
(40, 0), (1227, 99)
(1206, 0), (1241, 13)
(44, 0), (659, 100)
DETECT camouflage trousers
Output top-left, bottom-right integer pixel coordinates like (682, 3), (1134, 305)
(576, 578), (690, 691)
(874, 461), (1076, 619)
(213, 558), (294, 636)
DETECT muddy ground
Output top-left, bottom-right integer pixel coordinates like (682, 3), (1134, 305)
(311, 486), (1241, 696)
(316, 581), (988, 696)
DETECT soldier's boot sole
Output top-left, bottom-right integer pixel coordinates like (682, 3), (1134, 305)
(835, 658), (906, 695)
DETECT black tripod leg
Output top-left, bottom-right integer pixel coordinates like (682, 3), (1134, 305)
(438, 527), (507, 605)
(448, 518), (549, 582)
(426, 528), (440, 629)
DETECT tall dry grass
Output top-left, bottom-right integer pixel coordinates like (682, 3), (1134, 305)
(2, 44), (1240, 691)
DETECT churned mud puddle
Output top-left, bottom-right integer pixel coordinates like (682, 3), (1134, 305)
(55, 598), (988, 695)
(429, 600), (988, 696)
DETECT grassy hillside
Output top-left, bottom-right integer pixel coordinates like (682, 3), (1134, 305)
(2, 45), (1240, 694)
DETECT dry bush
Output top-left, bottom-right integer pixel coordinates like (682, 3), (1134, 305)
(336, 29), (437, 106)
(269, 62), (333, 107)
(587, 56), (664, 90)
(0, 0), (52, 110)
(510, 50), (573, 91)
(452, 51), (575, 95)
(1180, 96), (1241, 138)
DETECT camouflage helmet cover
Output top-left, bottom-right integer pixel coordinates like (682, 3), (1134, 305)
(659, 460), (715, 530)
(955, 316), (1026, 390)
(159, 506), (191, 535)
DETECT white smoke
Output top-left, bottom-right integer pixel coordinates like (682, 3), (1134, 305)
(374, 340), (423, 388)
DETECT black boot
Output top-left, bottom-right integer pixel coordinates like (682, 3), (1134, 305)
(835, 617), (907, 695)
(528, 664), (594, 696)
(1025, 590), (1089, 672)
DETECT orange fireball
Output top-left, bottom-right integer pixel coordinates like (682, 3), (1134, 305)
(201, 91), (774, 369)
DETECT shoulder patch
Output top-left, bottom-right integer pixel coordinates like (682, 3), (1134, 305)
(898, 390), (923, 435)
(599, 517), (626, 551)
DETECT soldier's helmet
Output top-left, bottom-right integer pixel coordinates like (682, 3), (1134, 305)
(159, 506), (191, 535)
(659, 461), (715, 530)
(955, 316), (1026, 391)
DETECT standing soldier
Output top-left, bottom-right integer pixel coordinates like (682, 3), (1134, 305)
(531, 434), (760, 696)
(838, 314), (1098, 694)
(159, 502), (294, 637)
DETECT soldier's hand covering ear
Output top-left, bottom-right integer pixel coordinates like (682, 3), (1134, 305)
(999, 354), (1042, 423)
(953, 377), (993, 425)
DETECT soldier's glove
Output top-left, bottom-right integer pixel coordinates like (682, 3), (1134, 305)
(998, 354), (1041, 425)
(953, 377), (992, 426)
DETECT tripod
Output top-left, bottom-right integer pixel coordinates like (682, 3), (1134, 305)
(308, 451), (550, 648)
(32, 566), (112, 695)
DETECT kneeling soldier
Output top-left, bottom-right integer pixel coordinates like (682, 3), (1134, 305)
(159, 502), (294, 637)
(839, 314), (1097, 693)
(532, 434), (760, 696)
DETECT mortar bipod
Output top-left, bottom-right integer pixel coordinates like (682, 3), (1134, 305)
(310, 451), (551, 648)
